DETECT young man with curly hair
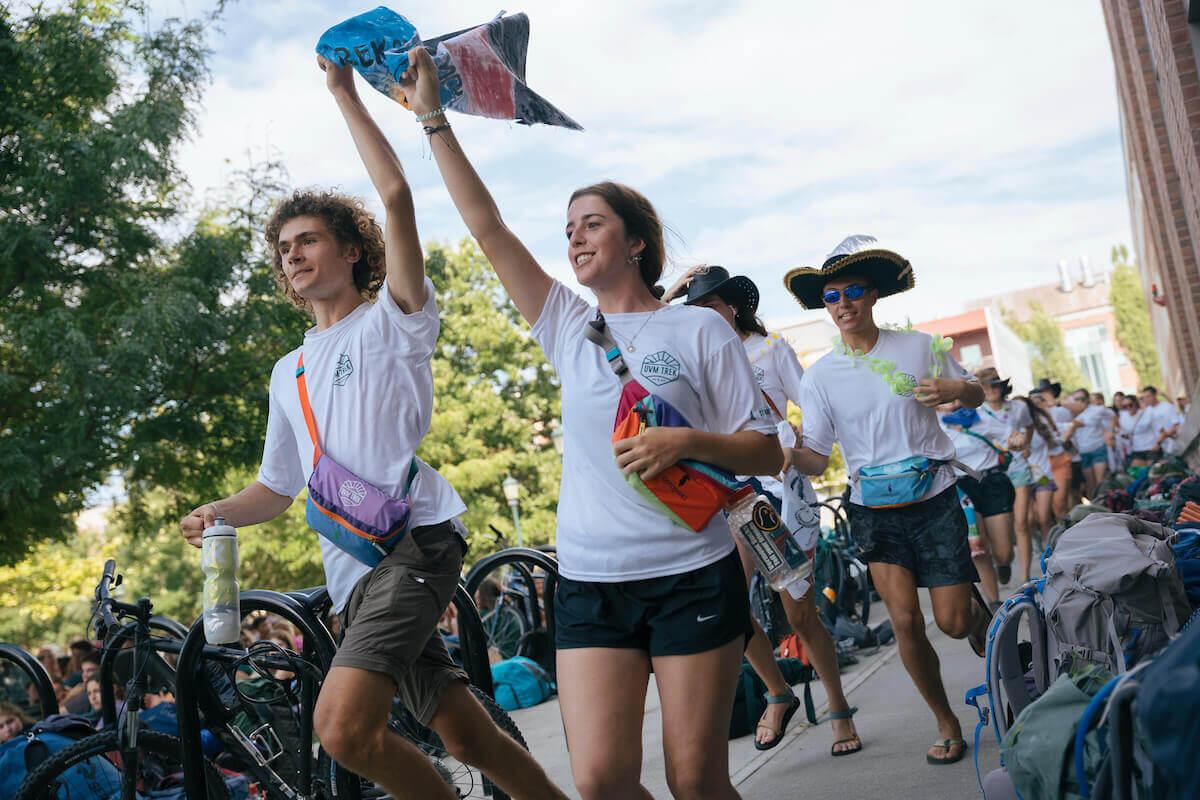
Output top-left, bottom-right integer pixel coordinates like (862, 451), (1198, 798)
(179, 58), (566, 800)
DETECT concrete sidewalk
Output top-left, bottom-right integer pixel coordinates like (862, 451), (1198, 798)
(509, 607), (995, 799)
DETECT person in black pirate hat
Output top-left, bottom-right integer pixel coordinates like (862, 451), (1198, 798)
(667, 264), (864, 756)
(781, 234), (990, 766)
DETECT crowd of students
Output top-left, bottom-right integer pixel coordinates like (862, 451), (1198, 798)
(151, 49), (1188, 799)
(938, 377), (1189, 605)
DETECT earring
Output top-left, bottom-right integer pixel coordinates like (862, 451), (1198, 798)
(627, 254), (642, 264)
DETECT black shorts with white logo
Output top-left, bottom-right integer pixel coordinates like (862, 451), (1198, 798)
(554, 548), (752, 657)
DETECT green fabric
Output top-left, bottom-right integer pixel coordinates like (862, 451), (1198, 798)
(1003, 668), (1110, 800)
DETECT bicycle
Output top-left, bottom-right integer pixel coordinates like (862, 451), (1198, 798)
(0, 643), (58, 721)
(464, 548), (561, 678)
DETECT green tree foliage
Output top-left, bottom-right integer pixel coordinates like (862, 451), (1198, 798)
(421, 241), (562, 554)
(1004, 303), (1088, 390)
(1109, 244), (1162, 389)
(0, 1), (301, 564)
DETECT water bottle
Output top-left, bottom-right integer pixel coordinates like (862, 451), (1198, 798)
(727, 487), (812, 600)
(201, 517), (240, 645)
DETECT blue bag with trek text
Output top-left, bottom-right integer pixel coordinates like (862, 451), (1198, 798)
(858, 456), (942, 508)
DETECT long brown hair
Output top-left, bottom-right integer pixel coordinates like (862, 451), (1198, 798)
(569, 182), (666, 296)
(1018, 396), (1059, 446)
(264, 190), (387, 312)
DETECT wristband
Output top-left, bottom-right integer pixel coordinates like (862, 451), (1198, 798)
(416, 107), (447, 123)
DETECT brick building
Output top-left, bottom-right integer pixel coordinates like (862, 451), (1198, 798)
(1100, 0), (1200, 396)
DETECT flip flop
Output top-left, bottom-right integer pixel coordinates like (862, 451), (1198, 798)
(926, 737), (967, 765)
(828, 707), (862, 757)
(754, 689), (801, 751)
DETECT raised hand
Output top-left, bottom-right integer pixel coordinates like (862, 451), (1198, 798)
(399, 46), (442, 116)
(317, 54), (357, 96)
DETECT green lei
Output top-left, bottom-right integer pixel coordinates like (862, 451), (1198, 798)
(833, 321), (955, 397)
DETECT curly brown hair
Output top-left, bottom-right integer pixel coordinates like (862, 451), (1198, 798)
(264, 190), (386, 311)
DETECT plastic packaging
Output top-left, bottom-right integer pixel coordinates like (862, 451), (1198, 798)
(201, 517), (240, 645)
(727, 487), (813, 600)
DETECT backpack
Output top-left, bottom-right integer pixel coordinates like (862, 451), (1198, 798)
(728, 660), (767, 739)
(1041, 513), (1191, 674)
(228, 676), (305, 782)
(1133, 608), (1200, 798)
(491, 656), (555, 712)
(1171, 527), (1200, 608)
(0, 714), (112, 799)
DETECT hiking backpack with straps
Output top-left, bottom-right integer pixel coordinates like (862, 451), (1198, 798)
(0, 714), (115, 799)
(1040, 512), (1190, 675)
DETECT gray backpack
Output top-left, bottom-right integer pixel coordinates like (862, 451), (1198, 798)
(1041, 513), (1190, 674)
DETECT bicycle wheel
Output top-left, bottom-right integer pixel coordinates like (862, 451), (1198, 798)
(16, 728), (231, 800)
(480, 603), (528, 660)
(380, 685), (529, 800)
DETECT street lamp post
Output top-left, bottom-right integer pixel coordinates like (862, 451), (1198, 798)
(502, 473), (522, 548)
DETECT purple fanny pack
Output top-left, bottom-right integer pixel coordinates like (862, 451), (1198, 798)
(297, 354), (418, 566)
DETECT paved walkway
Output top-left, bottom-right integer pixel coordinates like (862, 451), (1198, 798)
(510, 601), (995, 799)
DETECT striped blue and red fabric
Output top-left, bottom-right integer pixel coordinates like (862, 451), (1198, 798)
(317, 7), (582, 130)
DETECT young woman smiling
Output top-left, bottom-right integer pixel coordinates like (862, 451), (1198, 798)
(399, 49), (782, 800)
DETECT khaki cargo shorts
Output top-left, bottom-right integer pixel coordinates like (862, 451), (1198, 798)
(333, 518), (469, 725)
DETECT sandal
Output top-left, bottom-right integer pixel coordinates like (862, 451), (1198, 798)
(828, 707), (862, 757)
(754, 689), (801, 751)
(926, 737), (967, 765)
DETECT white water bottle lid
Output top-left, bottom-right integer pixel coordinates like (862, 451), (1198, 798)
(203, 517), (236, 538)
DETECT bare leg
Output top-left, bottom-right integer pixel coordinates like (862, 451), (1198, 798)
(970, 515), (999, 605)
(868, 563), (962, 759)
(428, 681), (569, 800)
(315, 666), (457, 800)
(556, 647), (655, 800)
(982, 512), (1014, 568)
(780, 589), (860, 752)
(654, 637), (745, 800)
(1034, 490), (1054, 562)
(1011, 486), (1033, 582)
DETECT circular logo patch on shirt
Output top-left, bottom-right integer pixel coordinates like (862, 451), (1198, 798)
(338, 479), (367, 507)
(640, 351), (681, 386)
(752, 500), (781, 532)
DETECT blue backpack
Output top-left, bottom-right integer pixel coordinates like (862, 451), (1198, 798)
(0, 714), (118, 799)
(1171, 526), (1200, 607)
(491, 656), (555, 711)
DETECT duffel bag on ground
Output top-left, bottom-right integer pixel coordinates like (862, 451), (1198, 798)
(491, 655), (555, 712)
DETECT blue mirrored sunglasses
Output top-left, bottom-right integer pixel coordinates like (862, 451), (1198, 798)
(822, 284), (868, 305)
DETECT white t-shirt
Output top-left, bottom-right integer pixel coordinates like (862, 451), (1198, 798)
(1047, 405), (1072, 456)
(940, 420), (1000, 474)
(532, 282), (776, 582)
(743, 332), (806, 497)
(1027, 428), (1052, 481)
(257, 279), (467, 612)
(976, 399), (1033, 470)
(799, 328), (973, 505)
(1129, 402), (1177, 452)
(1072, 405), (1116, 454)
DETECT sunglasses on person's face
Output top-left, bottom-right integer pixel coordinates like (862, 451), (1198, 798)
(822, 284), (868, 305)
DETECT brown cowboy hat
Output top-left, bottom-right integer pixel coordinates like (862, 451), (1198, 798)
(784, 234), (915, 311)
(975, 366), (1012, 397)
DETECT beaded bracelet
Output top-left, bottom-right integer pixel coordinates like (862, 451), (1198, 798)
(423, 122), (452, 136)
(415, 106), (447, 123)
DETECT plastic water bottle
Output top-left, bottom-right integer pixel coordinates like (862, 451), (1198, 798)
(201, 517), (240, 645)
(727, 487), (812, 600)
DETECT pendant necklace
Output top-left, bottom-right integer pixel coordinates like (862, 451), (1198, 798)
(612, 305), (663, 353)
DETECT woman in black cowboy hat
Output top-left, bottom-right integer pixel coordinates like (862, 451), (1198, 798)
(668, 265), (863, 757)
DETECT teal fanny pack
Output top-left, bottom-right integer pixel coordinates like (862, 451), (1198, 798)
(858, 456), (943, 509)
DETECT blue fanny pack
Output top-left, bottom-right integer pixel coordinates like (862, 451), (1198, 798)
(857, 456), (944, 509)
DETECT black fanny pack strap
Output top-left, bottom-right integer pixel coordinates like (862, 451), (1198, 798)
(583, 311), (633, 385)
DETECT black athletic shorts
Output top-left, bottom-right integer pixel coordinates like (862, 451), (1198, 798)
(554, 548), (752, 657)
(957, 468), (1016, 517)
(847, 485), (979, 588)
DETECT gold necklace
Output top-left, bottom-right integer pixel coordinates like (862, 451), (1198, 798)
(611, 306), (663, 353)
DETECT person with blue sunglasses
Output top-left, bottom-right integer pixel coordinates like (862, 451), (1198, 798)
(782, 235), (990, 767)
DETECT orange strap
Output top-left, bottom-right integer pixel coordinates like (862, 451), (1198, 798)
(761, 390), (785, 423)
(295, 354), (323, 467)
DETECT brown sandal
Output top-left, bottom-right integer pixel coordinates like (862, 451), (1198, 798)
(926, 737), (967, 765)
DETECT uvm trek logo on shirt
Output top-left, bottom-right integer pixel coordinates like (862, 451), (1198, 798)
(333, 354), (354, 387)
(753, 365), (766, 385)
(897, 373), (917, 397)
(640, 351), (681, 386)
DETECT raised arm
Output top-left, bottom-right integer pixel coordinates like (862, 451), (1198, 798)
(398, 47), (552, 324)
(321, 56), (425, 312)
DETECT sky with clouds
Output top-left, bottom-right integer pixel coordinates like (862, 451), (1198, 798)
(154, 0), (1130, 329)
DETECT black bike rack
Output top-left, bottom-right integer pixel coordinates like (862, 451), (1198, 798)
(175, 589), (338, 800)
(463, 547), (560, 679)
(0, 643), (57, 719)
